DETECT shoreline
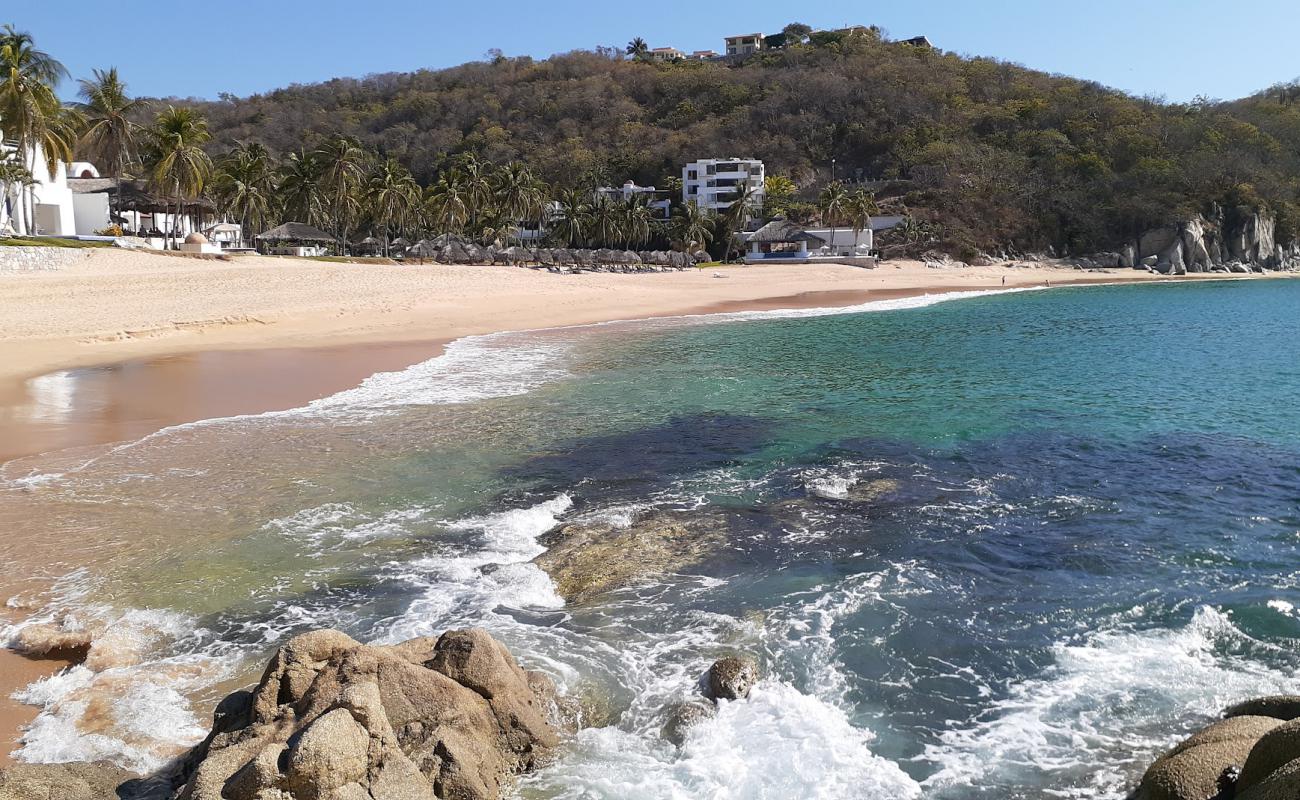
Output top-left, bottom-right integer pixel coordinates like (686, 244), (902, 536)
(0, 254), (1287, 768)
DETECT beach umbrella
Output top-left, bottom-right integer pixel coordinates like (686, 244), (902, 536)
(594, 248), (620, 266)
(463, 243), (487, 264)
(536, 249), (555, 266)
(621, 250), (642, 265)
(553, 249), (574, 265)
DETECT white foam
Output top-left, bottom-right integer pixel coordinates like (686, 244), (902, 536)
(529, 682), (920, 799)
(380, 495), (573, 641)
(922, 605), (1300, 798)
(1269, 599), (1296, 617)
(7, 606), (230, 773)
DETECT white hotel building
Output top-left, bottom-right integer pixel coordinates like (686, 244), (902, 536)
(681, 158), (765, 224)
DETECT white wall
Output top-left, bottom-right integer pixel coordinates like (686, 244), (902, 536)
(72, 193), (110, 235)
(1, 142), (77, 235)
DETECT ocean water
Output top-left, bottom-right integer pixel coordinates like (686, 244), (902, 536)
(2, 279), (1299, 798)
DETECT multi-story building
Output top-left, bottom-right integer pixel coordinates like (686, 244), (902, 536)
(595, 181), (672, 220)
(723, 33), (764, 56)
(649, 47), (685, 62)
(689, 50), (720, 60)
(681, 158), (765, 223)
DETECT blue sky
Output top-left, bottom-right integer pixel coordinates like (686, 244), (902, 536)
(13, 0), (1300, 103)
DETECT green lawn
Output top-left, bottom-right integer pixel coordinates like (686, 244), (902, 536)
(0, 236), (114, 249)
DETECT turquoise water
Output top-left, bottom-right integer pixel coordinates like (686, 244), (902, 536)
(2, 279), (1298, 798)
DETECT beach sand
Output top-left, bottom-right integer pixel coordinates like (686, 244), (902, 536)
(0, 248), (1271, 766)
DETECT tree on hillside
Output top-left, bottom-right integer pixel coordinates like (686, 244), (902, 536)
(147, 105), (211, 249)
(492, 161), (545, 245)
(626, 38), (649, 61)
(76, 67), (147, 216)
(782, 22), (813, 44)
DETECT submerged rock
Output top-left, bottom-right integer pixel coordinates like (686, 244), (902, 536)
(703, 657), (759, 702)
(533, 512), (727, 603)
(660, 701), (715, 746)
(176, 627), (560, 800)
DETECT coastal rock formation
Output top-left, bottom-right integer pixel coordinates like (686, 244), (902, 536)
(703, 657), (759, 702)
(0, 761), (138, 800)
(659, 701), (716, 746)
(176, 628), (560, 800)
(1118, 207), (1299, 275)
(1131, 696), (1300, 800)
(533, 512), (727, 603)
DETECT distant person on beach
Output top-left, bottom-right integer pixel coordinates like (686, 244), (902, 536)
(1002, 276), (1006, 286)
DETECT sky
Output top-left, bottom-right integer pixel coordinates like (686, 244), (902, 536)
(12, 0), (1300, 103)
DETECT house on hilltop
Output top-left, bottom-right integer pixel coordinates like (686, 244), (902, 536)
(724, 33), (764, 56)
(649, 47), (685, 62)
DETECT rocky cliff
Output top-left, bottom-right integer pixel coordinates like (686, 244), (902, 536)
(1121, 206), (1300, 274)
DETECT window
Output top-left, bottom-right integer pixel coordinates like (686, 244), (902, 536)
(687, 170), (697, 180)
(706, 165), (716, 175)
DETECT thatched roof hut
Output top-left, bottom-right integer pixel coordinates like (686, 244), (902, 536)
(256, 222), (336, 244)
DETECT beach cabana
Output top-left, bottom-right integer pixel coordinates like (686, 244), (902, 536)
(255, 222), (336, 257)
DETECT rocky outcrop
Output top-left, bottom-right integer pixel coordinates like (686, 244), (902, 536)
(1119, 206), (1299, 275)
(173, 628), (560, 800)
(0, 761), (138, 800)
(703, 657), (759, 702)
(1131, 696), (1300, 800)
(533, 512), (727, 603)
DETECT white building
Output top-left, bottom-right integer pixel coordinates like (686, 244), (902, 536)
(724, 33), (765, 56)
(1, 141), (78, 236)
(595, 181), (672, 219)
(682, 158), (765, 223)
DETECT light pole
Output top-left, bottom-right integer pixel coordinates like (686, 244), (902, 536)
(831, 157), (837, 182)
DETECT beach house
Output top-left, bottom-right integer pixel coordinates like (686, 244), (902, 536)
(742, 218), (876, 265)
(682, 158), (765, 224)
(649, 47), (685, 62)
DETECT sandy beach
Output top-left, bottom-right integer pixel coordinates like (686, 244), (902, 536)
(0, 248), (1277, 767)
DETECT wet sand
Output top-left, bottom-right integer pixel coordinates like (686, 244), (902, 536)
(0, 340), (445, 464)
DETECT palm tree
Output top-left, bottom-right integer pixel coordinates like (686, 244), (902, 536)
(315, 135), (366, 251)
(147, 105), (211, 249)
(76, 67), (147, 218)
(425, 170), (470, 235)
(277, 147), (325, 229)
(456, 154), (494, 235)
(0, 25), (73, 234)
(844, 189), (878, 253)
(587, 194), (621, 248)
(619, 195), (654, 249)
(492, 161), (544, 245)
(818, 180), (849, 254)
(671, 200), (714, 252)
(550, 187), (588, 247)
(626, 37), (650, 61)
(365, 157), (418, 255)
(213, 141), (276, 244)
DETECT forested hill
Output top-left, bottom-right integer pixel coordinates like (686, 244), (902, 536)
(180, 30), (1300, 256)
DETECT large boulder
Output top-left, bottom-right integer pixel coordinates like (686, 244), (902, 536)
(177, 628), (560, 800)
(1225, 697), (1300, 722)
(1132, 716), (1283, 800)
(703, 657), (759, 702)
(0, 761), (136, 800)
(1238, 757), (1300, 800)
(1238, 719), (1300, 792)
